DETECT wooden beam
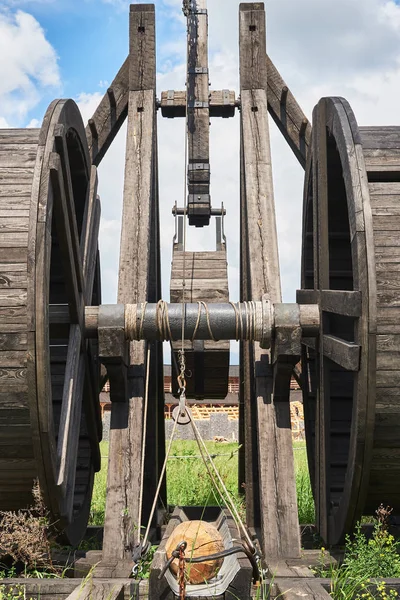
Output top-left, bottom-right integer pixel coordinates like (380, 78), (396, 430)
(186, 0), (211, 226)
(86, 45), (311, 170)
(266, 55), (311, 169)
(160, 89), (236, 118)
(239, 2), (301, 558)
(102, 4), (159, 564)
(86, 58), (129, 167)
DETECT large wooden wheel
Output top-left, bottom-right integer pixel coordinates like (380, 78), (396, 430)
(300, 96), (400, 545)
(0, 99), (101, 545)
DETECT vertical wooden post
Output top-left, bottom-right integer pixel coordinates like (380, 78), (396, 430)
(102, 4), (162, 564)
(186, 0), (211, 226)
(239, 2), (301, 558)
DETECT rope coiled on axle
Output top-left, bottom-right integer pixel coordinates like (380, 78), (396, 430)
(124, 300), (265, 343)
(125, 302), (147, 341)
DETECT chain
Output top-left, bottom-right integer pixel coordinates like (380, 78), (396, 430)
(177, 349), (186, 394)
(178, 542), (187, 599)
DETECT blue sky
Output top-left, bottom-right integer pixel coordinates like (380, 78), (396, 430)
(2, 0), (400, 364)
(1, 0), (187, 127)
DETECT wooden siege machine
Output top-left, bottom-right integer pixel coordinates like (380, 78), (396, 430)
(2, 1), (400, 598)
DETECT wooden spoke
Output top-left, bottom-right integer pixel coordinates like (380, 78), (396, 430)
(320, 290), (362, 317)
(81, 165), (100, 302)
(322, 335), (360, 371)
(54, 127), (85, 294)
(56, 324), (84, 520)
(49, 153), (83, 326)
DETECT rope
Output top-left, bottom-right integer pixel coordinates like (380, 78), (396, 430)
(142, 415), (180, 549)
(125, 302), (148, 341)
(187, 408), (256, 553)
(137, 346), (151, 543)
(156, 300), (173, 341)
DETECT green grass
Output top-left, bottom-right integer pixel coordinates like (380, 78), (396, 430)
(89, 440), (108, 525)
(293, 441), (315, 524)
(89, 439), (314, 526)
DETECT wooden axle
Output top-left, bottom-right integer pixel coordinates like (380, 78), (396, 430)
(81, 301), (320, 345)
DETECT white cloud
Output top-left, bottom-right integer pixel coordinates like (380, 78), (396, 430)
(0, 9), (60, 126)
(76, 91), (103, 123)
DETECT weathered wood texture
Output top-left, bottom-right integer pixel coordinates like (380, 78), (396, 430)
(299, 97), (400, 544)
(65, 581), (124, 600)
(186, 0), (211, 226)
(239, 3), (301, 558)
(170, 248), (230, 399)
(102, 4), (164, 563)
(160, 89), (236, 118)
(0, 99), (102, 547)
(266, 55), (311, 169)
(86, 58), (129, 166)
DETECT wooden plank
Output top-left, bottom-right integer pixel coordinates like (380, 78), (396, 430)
(171, 268), (228, 279)
(239, 2), (300, 559)
(0, 232), (28, 246)
(173, 251), (227, 260)
(0, 167), (34, 182)
(0, 197), (31, 212)
(0, 184), (32, 197)
(0, 288), (27, 306)
(369, 182), (400, 195)
(276, 578), (332, 600)
(65, 581), (124, 600)
(0, 217), (29, 232)
(0, 148), (37, 168)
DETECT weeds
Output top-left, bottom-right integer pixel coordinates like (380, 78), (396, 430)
(316, 506), (400, 599)
(0, 583), (34, 600)
(0, 481), (54, 572)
